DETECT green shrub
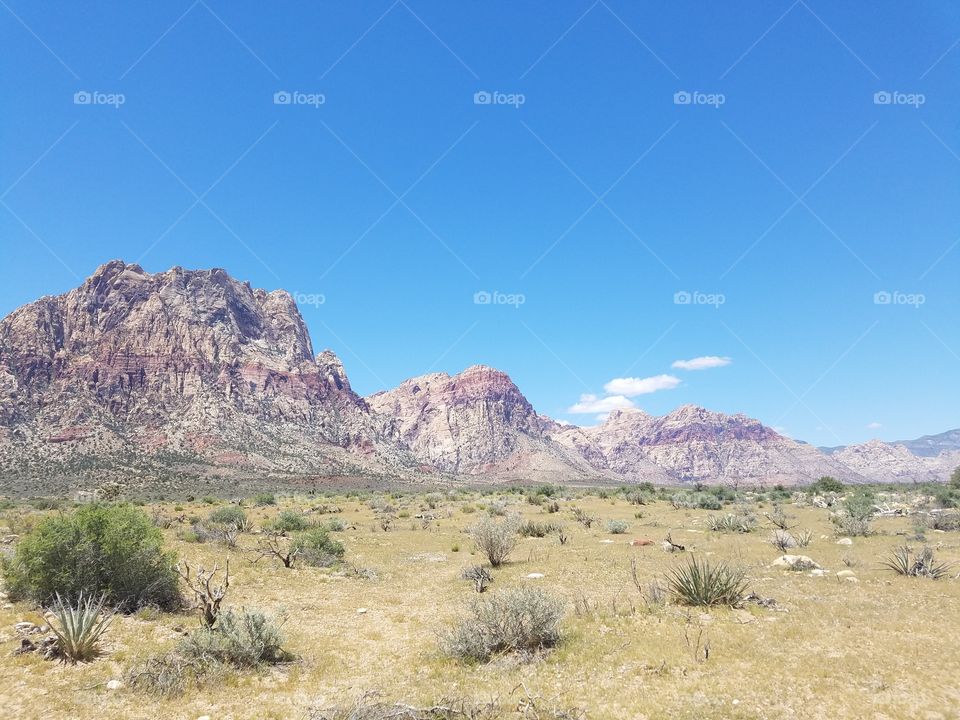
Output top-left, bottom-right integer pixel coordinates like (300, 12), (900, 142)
(2, 504), (179, 610)
(292, 528), (345, 567)
(809, 476), (844, 494)
(266, 510), (310, 534)
(668, 556), (748, 607)
(708, 511), (758, 533)
(442, 587), (564, 662)
(518, 520), (563, 538)
(253, 492), (276, 507)
(208, 506), (247, 530)
(882, 545), (951, 579)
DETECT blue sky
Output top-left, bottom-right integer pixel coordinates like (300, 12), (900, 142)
(2, 1), (958, 445)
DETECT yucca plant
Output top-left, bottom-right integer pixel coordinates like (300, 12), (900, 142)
(882, 545), (951, 580)
(47, 593), (113, 662)
(668, 556), (748, 607)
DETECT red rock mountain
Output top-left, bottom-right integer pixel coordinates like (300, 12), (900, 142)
(0, 261), (952, 491)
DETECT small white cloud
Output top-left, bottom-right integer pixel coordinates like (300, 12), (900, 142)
(567, 393), (635, 414)
(603, 374), (680, 397)
(866, 421), (882, 429)
(671, 356), (732, 371)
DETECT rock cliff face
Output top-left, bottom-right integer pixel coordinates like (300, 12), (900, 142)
(548, 406), (859, 485)
(829, 440), (960, 483)
(366, 366), (600, 479)
(0, 261), (405, 484)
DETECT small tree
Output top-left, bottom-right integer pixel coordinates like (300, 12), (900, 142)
(951, 466), (960, 489)
(809, 476), (844, 494)
(469, 514), (520, 567)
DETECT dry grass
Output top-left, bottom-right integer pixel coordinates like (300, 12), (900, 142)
(1, 491), (960, 719)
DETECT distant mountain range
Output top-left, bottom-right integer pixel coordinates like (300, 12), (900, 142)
(0, 261), (956, 492)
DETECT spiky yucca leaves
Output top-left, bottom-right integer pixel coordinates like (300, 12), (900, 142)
(882, 546), (951, 579)
(47, 593), (113, 662)
(668, 556), (748, 607)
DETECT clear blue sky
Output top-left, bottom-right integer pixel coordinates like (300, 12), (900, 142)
(2, 1), (958, 445)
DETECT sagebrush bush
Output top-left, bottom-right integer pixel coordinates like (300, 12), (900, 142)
(606, 519), (629, 534)
(208, 506), (247, 530)
(253, 492), (276, 506)
(469, 514), (520, 567)
(2, 504), (179, 610)
(668, 556), (748, 607)
(180, 609), (289, 667)
(292, 527), (345, 567)
(442, 587), (564, 662)
(517, 520), (563, 538)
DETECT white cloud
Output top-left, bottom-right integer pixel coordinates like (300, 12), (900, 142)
(567, 393), (635, 414)
(671, 356), (732, 371)
(603, 374), (681, 397)
(866, 421), (882, 429)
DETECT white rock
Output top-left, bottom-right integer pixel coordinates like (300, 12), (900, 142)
(836, 570), (856, 579)
(842, 576), (859, 583)
(809, 569), (825, 577)
(836, 538), (853, 545)
(526, 573), (545, 579)
(599, 539), (615, 544)
(771, 555), (821, 571)
(356, 608), (368, 614)
(106, 680), (122, 691)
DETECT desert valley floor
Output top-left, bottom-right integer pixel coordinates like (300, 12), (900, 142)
(1, 487), (959, 720)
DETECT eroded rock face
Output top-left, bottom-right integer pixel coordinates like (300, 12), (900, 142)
(830, 439), (960, 483)
(548, 406), (858, 485)
(366, 366), (599, 478)
(0, 261), (404, 482)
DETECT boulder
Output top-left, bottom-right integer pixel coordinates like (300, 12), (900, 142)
(771, 555), (821, 571)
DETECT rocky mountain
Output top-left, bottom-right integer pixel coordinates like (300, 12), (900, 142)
(0, 260), (411, 490)
(0, 260), (954, 492)
(366, 366), (603, 480)
(547, 406), (859, 485)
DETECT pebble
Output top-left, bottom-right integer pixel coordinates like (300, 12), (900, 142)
(356, 608), (368, 614)
(836, 538), (853, 545)
(106, 679), (122, 691)
(526, 573), (545, 579)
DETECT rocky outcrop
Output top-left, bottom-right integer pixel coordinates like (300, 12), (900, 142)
(830, 439), (960, 483)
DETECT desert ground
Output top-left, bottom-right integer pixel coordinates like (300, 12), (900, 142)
(1, 486), (959, 720)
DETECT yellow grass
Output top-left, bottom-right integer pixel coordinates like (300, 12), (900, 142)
(2, 492), (959, 720)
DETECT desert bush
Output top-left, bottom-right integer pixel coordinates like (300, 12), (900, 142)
(180, 608), (289, 667)
(2, 504), (179, 610)
(766, 504), (796, 530)
(927, 512), (960, 531)
(208, 506), (248, 531)
(570, 506), (594, 528)
(606, 519), (629, 534)
(668, 556), (748, 607)
(460, 564), (493, 593)
(708, 511), (757, 533)
(47, 593), (113, 662)
(769, 529), (796, 552)
(309, 693), (504, 720)
(469, 515), (520, 567)
(794, 528), (813, 547)
(325, 517), (346, 532)
(831, 492), (875, 536)
(809, 476), (844, 494)
(882, 545), (951, 579)
(692, 493), (723, 510)
(266, 510), (311, 534)
(253, 492), (276, 506)
(292, 527), (345, 567)
(442, 587), (564, 662)
(518, 520), (563, 538)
